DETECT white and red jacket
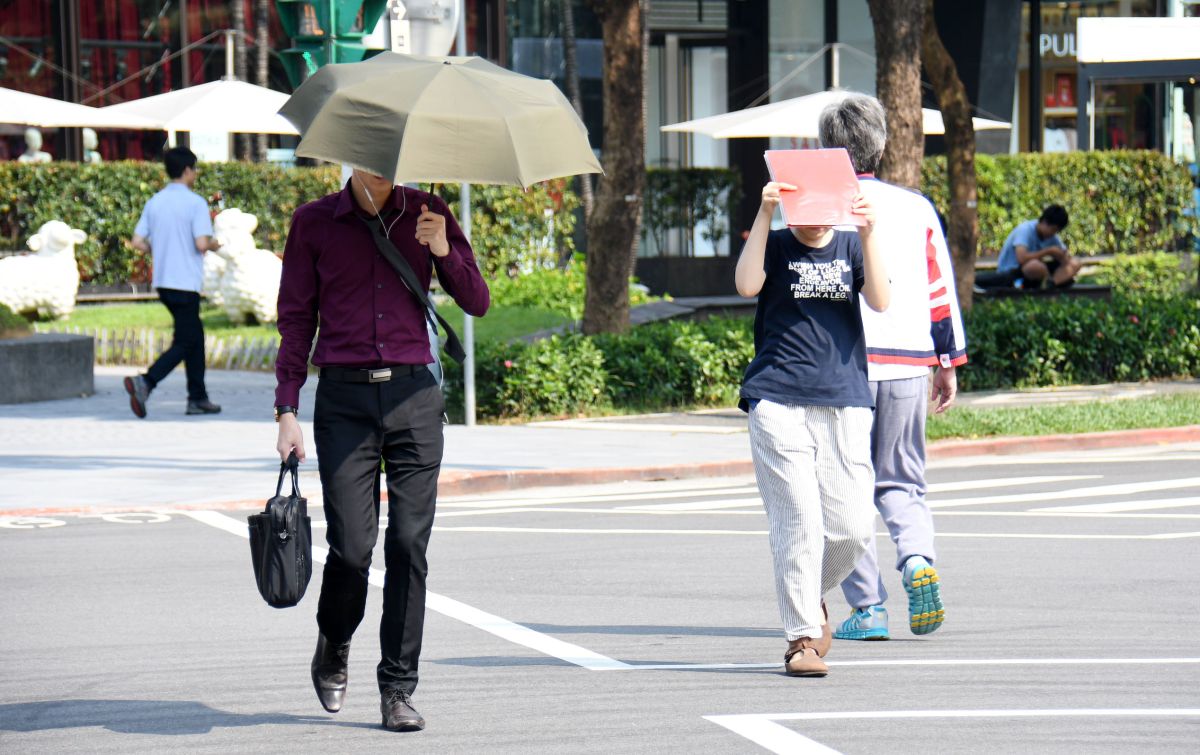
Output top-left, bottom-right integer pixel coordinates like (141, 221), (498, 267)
(854, 175), (968, 382)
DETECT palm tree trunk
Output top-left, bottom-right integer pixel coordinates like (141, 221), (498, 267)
(581, 0), (644, 335)
(866, 0), (925, 189)
(232, 0), (249, 159)
(254, 0), (270, 162)
(922, 0), (979, 309)
(562, 0), (595, 235)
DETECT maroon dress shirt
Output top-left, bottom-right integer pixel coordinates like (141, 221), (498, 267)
(274, 182), (490, 409)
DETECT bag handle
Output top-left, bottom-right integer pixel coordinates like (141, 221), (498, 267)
(359, 214), (466, 364)
(274, 451), (301, 499)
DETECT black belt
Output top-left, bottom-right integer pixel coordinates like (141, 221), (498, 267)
(319, 365), (425, 384)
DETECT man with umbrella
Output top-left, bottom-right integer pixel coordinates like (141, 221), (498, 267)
(273, 168), (489, 731)
(272, 51), (598, 732)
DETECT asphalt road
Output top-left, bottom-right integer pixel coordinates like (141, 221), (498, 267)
(2, 443), (1199, 753)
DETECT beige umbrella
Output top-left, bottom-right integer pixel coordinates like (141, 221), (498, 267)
(662, 89), (1010, 139)
(278, 52), (602, 188)
(100, 80), (297, 134)
(0, 87), (157, 129)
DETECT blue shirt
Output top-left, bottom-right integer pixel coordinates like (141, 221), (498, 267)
(997, 219), (1065, 274)
(740, 228), (872, 411)
(134, 182), (213, 292)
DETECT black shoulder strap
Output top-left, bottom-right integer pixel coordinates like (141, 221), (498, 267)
(358, 215), (466, 364)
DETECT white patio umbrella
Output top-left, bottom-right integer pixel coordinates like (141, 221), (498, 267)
(100, 80), (297, 134)
(662, 89), (1010, 139)
(0, 87), (157, 129)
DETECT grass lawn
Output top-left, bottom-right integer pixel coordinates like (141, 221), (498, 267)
(926, 393), (1200, 441)
(45, 301), (569, 343)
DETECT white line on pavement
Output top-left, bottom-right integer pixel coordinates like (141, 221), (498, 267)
(926, 475), (1101, 493)
(706, 708), (1200, 754)
(430, 526), (1200, 540)
(929, 477), (1200, 508)
(617, 657), (1200, 671)
(1030, 497), (1200, 513)
(181, 510), (631, 671)
(440, 485), (760, 508)
(618, 498), (762, 512)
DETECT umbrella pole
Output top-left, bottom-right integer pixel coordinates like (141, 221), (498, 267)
(461, 181), (476, 427)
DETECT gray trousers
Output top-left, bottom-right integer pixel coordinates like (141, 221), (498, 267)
(839, 375), (936, 609)
(749, 400), (876, 640)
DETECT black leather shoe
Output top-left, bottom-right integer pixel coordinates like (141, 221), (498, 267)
(186, 399), (221, 415)
(381, 688), (425, 732)
(311, 634), (350, 713)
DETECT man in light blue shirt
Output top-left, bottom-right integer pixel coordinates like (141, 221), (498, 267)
(995, 204), (1081, 288)
(123, 147), (222, 418)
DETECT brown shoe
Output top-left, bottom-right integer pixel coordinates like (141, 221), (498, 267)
(813, 600), (832, 658)
(784, 637), (829, 677)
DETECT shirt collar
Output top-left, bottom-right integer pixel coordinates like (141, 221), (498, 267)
(334, 179), (402, 219)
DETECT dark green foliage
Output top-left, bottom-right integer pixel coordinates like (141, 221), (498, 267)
(920, 151), (1197, 256)
(488, 259), (651, 320)
(644, 167), (742, 254)
(0, 163), (578, 285)
(0, 302), (31, 339)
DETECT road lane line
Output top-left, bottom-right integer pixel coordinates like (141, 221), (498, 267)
(926, 475), (1101, 493)
(929, 477), (1200, 508)
(618, 657), (1200, 671)
(181, 510), (631, 671)
(440, 485), (760, 508)
(430, 526), (1199, 540)
(1031, 497), (1200, 513)
(706, 708), (1200, 754)
(618, 498), (762, 512)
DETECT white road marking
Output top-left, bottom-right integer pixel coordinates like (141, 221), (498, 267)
(706, 708), (1200, 754)
(926, 475), (1100, 492)
(527, 419), (746, 434)
(440, 485), (760, 508)
(0, 516), (66, 529)
(181, 510), (630, 671)
(430, 526), (1200, 540)
(1031, 497), (1200, 513)
(929, 477), (1200, 508)
(618, 497), (762, 512)
(78, 512), (172, 524)
(449, 507), (1200, 521)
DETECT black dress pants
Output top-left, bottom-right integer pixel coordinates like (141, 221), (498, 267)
(145, 288), (207, 401)
(312, 367), (444, 696)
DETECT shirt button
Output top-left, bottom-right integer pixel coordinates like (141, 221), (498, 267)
(377, 313), (383, 319)
(378, 343), (383, 349)
(377, 283), (383, 289)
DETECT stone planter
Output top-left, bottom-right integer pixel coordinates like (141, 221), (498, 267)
(0, 333), (94, 404)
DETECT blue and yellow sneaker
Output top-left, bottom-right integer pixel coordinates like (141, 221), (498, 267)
(833, 605), (889, 640)
(902, 555), (944, 635)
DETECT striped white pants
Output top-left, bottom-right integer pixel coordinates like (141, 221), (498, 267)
(748, 399), (876, 641)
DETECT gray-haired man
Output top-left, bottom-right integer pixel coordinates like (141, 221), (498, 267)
(818, 94), (968, 640)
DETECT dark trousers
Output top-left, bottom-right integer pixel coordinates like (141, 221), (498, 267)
(145, 288), (207, 401)
(312, 367), (444, 696)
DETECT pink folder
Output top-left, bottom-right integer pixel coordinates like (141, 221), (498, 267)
(763, 148), (865, 227)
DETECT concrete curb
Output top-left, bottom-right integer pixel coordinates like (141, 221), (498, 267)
(6, 425), (1198, 518)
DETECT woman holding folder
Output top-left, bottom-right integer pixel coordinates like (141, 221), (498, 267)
(735, 149), (889, 677)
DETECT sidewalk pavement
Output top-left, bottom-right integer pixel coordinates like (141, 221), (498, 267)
(1, 365), (1197, 515)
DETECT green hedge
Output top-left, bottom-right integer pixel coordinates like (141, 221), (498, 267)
(920, 151), (1197, 256)
(444, 253), (1200, 420)
(0, 162), (577, 284)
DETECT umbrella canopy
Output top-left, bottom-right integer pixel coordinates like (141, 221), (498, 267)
(101, 80), (297, 134)
(662, 90), (1010, 139)
(279, 52), (602, 188)
(0, 87), (157, 129)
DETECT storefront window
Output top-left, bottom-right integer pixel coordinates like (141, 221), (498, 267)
(1017, 0), (1157, 152)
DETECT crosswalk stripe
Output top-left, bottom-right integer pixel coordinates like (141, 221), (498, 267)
(1030, 497), (1200, 513)
(926, 475), (1099, 493)
(440, 484), (760, 508)
(929, 477), (1200, 508)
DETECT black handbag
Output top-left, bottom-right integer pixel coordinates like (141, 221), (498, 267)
(247, 452), (313, 608)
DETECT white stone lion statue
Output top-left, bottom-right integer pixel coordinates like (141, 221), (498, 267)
(0, 220), (86, 319)
(203, 208), (282, 324)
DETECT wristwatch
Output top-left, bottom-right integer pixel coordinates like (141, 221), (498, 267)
(274, 405), (298, 422)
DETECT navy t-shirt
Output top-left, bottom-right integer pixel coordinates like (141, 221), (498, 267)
(739, 228), (873, 410)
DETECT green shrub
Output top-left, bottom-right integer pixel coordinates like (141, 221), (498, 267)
(921, 151), (1197, 256)
(1094, 251), (1196, 301)
(489, 260), (654, 320)
(644, 167), (742, 254)
(0, 163), (578, 285)
(0, 302), (31, 339)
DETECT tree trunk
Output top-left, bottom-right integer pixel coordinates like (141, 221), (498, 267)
(922, 0), (979, 310)
(581, 0), (644, 335)
(562, 0), (595, 234)
(254, 0), (270, 162)
(866, 0), (924, 189)
(232, 0), (250, 160)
